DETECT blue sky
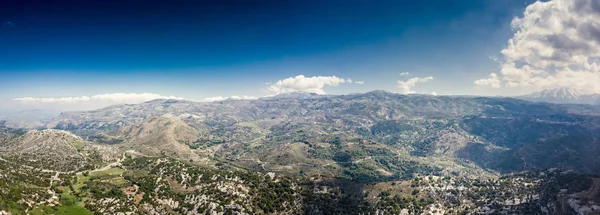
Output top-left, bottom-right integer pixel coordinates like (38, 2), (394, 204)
(2, 0), (578, 111)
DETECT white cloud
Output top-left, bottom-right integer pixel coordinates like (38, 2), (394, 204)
(399, 72), (410, 76)
(474, 73), (501, 88)
(13, 93), (184, 104)
(202, 96), (228, 102)
(355, 81), (365, 84)
(475, 0), (600, 92)
(203, 95), (257, 102)
(431, 91), (438, 96)
(14, 96), (91, 103)
(268, 75), (350, 94)
(397, 76), (434, 94)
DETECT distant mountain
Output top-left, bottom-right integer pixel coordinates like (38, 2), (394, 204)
(0, 109), (62, 129)
(518, 87), (600, 104)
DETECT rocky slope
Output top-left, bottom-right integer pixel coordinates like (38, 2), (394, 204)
(0, 129), (88, 172)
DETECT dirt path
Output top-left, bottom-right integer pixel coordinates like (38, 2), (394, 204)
(48, 172), (60, 198)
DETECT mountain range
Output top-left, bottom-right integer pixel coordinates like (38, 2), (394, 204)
(39, 91), (600, 175)
(1, 90), (600, 214)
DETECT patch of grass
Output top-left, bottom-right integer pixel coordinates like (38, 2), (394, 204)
(73, 173), (90, 193)
(18, 181), (44, 189)
(109, 177), (129, 186)
(72, 140), (85, 151)
(90, 168), (125, 178)
(123, 170), (149, 178)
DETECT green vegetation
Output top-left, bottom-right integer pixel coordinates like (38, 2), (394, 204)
(30, 205), (93, 215)
(0, 152), (598, 214)
(29, 193), (93, 215)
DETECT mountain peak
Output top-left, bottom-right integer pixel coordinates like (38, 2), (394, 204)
(365, 90), (394, 95)
(518, 87), (599, 104)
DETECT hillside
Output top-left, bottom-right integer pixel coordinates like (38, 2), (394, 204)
(115, 115), (205, 162)
(0, 129), (120, 172)
(0, 130), (89, 172)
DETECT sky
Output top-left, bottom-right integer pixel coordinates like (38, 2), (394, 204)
(1, 0), (599, 111)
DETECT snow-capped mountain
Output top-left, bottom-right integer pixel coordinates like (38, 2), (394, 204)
(518, 87), (600, 104)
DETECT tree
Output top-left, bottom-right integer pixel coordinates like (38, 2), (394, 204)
(412, 189), (420, 196)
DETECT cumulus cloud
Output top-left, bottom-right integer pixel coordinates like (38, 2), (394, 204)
(355, 81), (365, 84)
(13, 93), (184, 104)
(397, 76), (434, 94)
(431, 91), (438, 96)
(399, 72), (410, 76)
(268, 75), (352, 94)
(203, 95), (257, 102)
(474, 73), (501, 88)
(475, 0), (600, 92)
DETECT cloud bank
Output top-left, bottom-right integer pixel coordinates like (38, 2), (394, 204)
(475, 0), (600, 92)
(397, 76), (434, 94)
(268, 75), (354, 94)
(14, 93), (184, 104)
